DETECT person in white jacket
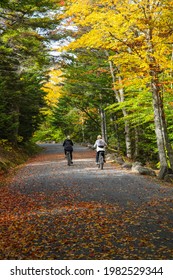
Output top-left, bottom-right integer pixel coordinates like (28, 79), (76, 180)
(94, 135), (107, 164)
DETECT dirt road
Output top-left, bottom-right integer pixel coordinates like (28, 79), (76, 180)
(1, 143), (173, 259)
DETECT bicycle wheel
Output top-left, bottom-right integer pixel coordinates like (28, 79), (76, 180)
(67, 152), (71, 166)
(99, 152), (104, 170)
(100, 155), (104, 169)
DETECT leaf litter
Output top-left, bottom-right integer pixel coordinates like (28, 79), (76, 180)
(0, 145), (173, 259)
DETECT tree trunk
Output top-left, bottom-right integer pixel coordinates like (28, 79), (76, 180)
(111, 114), (121, 152)
(150, 69), (173, 176)
(146, 27), (173, 177)
(122, 108), (132, 158)
(159, 91), (173, 170)
(81, 117), (85, 142)
(151, 81), (167, 168)
(106, 51), (132, 158)
(100, 108), (107, 142)
(134, 127), (139, 159)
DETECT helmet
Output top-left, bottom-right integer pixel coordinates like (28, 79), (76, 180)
(97, 135), (102, 139)
(67, 135), (70, 139)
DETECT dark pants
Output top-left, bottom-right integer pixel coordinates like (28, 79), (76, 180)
(96, 151), (105, 163)
(65, 149), (73, 160)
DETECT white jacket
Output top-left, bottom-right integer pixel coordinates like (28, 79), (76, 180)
(94, 139), (107, 152)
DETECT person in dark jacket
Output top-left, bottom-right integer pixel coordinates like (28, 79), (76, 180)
(63, 135), (74, 163)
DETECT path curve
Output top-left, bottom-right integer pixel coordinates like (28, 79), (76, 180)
(1, 143), (173, 259)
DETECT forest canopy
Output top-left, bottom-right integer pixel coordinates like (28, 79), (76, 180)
(1, 0), (173, 176)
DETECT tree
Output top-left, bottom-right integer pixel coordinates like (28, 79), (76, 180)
(51, 49), (117, 143)
(63, 0), (173, 176)
(0, 0), (62, 145)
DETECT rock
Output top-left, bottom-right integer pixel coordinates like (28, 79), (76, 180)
(137, 166), (156, 176)
(122, 162), (132, 169)
(115, 156), (125, 165)
(132, 162), (143, 172)
(132, 161), (143, 167)
(132, 163), (156, 176)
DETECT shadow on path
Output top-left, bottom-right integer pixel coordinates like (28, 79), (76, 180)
(1, 143), (173, 259)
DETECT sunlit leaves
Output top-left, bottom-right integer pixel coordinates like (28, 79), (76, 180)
(43, 69), (64, 106)
(60, 0), (173, 164)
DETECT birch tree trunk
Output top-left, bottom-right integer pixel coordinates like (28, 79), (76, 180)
(146, 28), (173, 176)
(106, 52), (132, 158)
(100, 107), (107, 142)
(122, 108), (132, 158)
(111, 114), (121, 153)
(134, 127), (139, 159)
(151, 80), (167, 167)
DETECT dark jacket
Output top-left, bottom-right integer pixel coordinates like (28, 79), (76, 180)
(63, 139), (73, 151)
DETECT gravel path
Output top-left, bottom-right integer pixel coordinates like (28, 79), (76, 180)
(11, 143), (173, 207)
(1, 143), (173, 259)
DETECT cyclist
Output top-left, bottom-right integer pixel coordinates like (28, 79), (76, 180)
(63, 135), (74, 164)
(94, 135), (107, 164)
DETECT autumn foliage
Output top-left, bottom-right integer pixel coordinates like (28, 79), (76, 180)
(57, 0), (173, 175)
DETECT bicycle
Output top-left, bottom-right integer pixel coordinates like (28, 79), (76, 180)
(66, 151), (72, 166)
(98, 151), (105, 170)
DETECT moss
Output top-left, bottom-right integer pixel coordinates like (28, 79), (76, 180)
(0, 142), (42, 174)
(0, 157), (11, 172)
